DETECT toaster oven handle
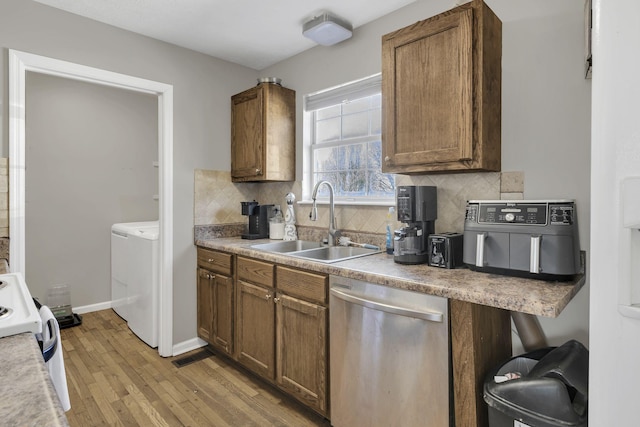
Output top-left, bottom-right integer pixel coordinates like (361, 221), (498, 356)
(475, 233), (486, 267)
(530, 235), (541, 273)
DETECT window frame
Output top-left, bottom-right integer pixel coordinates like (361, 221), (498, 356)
(302, 74), (395, 205)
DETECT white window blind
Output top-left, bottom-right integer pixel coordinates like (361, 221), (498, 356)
(305, 74), (382, 112)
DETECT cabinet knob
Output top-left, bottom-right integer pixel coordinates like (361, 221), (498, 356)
(255, 168), (262, 175)
(266, 294), (272, 300)
(273, 297), (280, 304)
(205, 273), (211, 279)
(384, 156), (391, 163)
(207, 258), (215, 263)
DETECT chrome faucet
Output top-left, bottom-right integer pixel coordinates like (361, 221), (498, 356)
(310, 180), (341, 246)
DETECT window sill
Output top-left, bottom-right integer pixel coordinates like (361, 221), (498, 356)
(297, 199), (395, 207)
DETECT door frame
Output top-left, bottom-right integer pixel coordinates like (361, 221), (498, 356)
(8, 49), (175, 357)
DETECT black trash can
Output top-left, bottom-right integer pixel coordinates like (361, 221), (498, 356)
(484, 340), (588, 427)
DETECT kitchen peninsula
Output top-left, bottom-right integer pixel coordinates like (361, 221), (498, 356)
(196, 236), (586, 427)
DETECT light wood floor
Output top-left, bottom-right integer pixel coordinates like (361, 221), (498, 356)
(60, 309), (331, 427)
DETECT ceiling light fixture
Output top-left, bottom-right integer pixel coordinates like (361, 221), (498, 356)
(302, 13), (353, 46)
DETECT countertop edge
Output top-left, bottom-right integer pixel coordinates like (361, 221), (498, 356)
(196, 237), (586, 318)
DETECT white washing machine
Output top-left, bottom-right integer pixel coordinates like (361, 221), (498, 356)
(111, 221), (159, 348)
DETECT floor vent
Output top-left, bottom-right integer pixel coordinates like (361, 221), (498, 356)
(172, 348), (214, 368)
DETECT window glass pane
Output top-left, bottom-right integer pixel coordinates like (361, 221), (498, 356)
(367, 140), (382, 168)
(342, 111), (369, 139)
(314, 146), (343, 172)
(316, 116), (341, 143)
(342, 97), (370, 115)
(344, 143), (366, 170)
(368, 171), (396, 197)
(337, 170), (367, 196)
(316, 105), (341, 120)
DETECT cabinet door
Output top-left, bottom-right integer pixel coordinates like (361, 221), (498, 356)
(275, 293), (328, 415)
(197, 268), (213, 342)
(382, 8), (473, 171)
(212, 273), (234, 355)
(231, 86), (264, 180)
(236, 280), (276, 379)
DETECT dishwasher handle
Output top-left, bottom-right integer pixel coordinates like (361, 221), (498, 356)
(330, 288), (443, 323)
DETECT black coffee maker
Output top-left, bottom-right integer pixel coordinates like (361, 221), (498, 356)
(241, 201), (274, 239)
(393, 186), (437, 264)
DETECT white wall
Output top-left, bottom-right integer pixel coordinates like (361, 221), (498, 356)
(590, 0), (640, 422)
(25, 72), (158, 306)
(264, 0), (591, 348)
(0, 0), (258, 344)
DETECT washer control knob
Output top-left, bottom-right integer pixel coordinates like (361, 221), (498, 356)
(505, 213), (515, 222)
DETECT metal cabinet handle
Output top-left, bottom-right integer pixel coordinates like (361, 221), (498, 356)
(530, 235), (541, 273)
(475, 233), (486, 267)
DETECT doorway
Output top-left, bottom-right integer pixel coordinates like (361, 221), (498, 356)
(8, 50), (174, 357)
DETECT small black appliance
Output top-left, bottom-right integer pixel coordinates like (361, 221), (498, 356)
(393, 186), (437, 264)
(428, 232), (464, 269)
(241, 201), (274, 239)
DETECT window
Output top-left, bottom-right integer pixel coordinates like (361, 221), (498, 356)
(304, 74), (395, 203)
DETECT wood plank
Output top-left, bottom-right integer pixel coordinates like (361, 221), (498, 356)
(450, 300), (512, 427)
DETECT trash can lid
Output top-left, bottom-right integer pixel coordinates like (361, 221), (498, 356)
(484, 340), (588, 427)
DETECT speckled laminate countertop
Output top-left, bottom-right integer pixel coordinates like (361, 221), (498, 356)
(0, 333), (69, 427)
(196, 237), (586, 317)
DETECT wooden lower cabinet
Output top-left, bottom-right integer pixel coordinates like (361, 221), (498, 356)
(197, 248), (234, 357)
(197, 267), (234, 356)
(236, 279), (276, 379)
(234, 256), (329, 417)
(276, 293), (328, 414)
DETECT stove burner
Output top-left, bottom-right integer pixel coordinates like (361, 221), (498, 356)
(0, 280), (6, 290)
(0, 306), (13, 319)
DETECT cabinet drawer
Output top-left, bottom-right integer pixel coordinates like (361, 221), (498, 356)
(197, 248), (233, 275)
(238, 257), (274, 288)
(276, 266), (328, 304)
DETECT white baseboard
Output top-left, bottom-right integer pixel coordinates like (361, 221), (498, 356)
(73, 301), (112, 314)
(172, 337), (208, 357)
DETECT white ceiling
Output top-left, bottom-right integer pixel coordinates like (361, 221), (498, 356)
(33, 0), (417, 70)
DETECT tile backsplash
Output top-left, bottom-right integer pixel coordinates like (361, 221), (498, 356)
(194, 169), (525, 237)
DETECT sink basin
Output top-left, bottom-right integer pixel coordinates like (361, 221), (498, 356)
(250, 240), (325, 253)
(288, 246), (380, 264)
(251, 240), (380, 263)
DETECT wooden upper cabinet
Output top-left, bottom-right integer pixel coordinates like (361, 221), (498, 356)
(382, 0), (501, 173)
(231, 82), (296, 182)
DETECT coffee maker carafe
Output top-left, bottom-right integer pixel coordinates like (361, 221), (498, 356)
(241, 201), (274, 239)
(393, 186), (437, 264)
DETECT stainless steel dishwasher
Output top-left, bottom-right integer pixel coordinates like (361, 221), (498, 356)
(330, 276), (450, 427)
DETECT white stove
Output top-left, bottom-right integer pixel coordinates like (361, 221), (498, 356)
(0, 272), (42, 338)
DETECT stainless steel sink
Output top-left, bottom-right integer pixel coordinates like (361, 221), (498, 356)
(250, 240), (325, 253)
(288, 246), (380, 263)
(250, 240), (380, 263)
